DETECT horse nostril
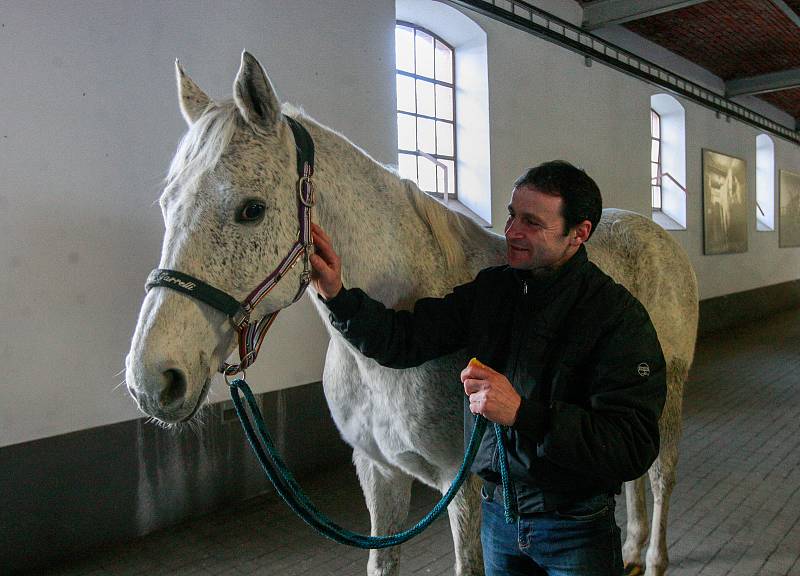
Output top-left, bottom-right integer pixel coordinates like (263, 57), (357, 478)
(159, 368), (187, 409)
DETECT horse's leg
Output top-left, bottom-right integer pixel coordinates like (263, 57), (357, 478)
(353, 448), (413, 576)
(443, 472), (484, 576)
(622, 476), (649, 575)
(644, 361), (686, 576)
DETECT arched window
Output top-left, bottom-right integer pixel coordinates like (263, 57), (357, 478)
(394, 0), (491, 224)
(395, 23), (456, 200)
(756, 134), (775, 231)
(651, 94), (687, 230)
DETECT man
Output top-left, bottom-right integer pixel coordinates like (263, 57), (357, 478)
(310, 161), (666, 576)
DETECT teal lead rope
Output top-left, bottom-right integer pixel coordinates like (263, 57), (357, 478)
(228, 377), (517, 549)
(493, 423), (519, 524)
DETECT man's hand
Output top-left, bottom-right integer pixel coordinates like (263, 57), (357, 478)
(461, 358), (521, 426)
(310, 223), (343, 300)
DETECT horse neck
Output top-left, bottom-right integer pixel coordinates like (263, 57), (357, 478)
(299, 117), (471, 306)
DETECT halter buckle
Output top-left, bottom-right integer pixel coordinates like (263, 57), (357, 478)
(298, 176), (315, 207)
(232, 308), (250, 329)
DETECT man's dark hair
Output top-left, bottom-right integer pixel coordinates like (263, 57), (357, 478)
(513, 160), (602, 239)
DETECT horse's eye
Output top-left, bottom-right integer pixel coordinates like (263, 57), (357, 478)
(238, 200), (266, 223)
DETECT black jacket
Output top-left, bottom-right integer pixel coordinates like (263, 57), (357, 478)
(324, 245), (666, 513)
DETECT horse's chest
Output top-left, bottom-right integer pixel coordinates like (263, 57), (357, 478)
(321, 341), (459, 463)
(324, 361), (411, 447)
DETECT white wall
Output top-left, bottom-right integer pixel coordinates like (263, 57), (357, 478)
(0, 0), (396, 447)
(3, 0), (800, 447)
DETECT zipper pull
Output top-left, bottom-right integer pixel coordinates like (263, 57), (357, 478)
(523, 281), (528, 295)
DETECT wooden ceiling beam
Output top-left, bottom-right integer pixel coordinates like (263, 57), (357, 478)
(769, 0), (800, 29)
(582, 0), (712, 30)
(726, 68), (800, 97)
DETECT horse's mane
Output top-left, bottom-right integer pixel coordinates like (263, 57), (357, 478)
(284, 105), (478, 280)
(166, 100), (240, 188)
(403, 179), (475, 278)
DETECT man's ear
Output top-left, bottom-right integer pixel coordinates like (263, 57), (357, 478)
(571, 220), (592, 245)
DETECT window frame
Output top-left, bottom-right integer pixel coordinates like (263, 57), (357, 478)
(755, 133), (775, 231)
(651, 108), (663, 211)
(395, 21), (458, 200)
(650, 94), (688, 230)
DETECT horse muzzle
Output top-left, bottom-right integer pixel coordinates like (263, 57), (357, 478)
(125, 349), (213, 423)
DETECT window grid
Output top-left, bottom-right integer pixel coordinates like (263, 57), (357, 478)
(395, 22), (457, 198)
(651, 109), (662, 211)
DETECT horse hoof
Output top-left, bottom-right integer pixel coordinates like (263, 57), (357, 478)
(624, 563), (644, 576)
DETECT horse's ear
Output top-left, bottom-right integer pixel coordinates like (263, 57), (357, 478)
(175, 59), (211, 125)
(233, 51), (281, 130)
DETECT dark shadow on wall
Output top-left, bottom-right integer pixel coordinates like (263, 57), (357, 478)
(0, 382), (352, 575)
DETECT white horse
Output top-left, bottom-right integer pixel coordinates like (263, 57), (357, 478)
(126, 52), (698, 576)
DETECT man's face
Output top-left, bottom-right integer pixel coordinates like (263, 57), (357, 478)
(504, 185), (575, 271)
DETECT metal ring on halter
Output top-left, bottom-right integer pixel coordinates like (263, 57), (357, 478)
(224, 349), (256, 379)
(224, 367), (246, 386)
(298, 176), (315, 207)
(235, 349), (258, 370)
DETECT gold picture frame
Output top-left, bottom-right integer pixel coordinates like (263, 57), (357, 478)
(779, 170), (800, 248)
(702, 149), (748, 255)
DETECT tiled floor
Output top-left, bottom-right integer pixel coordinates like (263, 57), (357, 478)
(37, 309), (800, 576)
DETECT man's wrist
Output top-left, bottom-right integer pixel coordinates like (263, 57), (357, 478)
(324, 283), (343, 301)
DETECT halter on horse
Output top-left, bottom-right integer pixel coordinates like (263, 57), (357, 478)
(145, 115), (315, 378)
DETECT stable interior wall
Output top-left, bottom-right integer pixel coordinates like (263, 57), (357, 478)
(3, 0), (800, 447)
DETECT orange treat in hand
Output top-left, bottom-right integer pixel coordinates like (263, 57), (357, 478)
(469, 357), (486, 369)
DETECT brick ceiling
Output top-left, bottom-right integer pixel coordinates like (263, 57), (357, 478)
(578, 0), (800, 122)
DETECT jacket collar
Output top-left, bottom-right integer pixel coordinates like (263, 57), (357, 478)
(510, 244), (588, 290)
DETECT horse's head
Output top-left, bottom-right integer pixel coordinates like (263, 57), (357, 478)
(126, 52), (306, 423)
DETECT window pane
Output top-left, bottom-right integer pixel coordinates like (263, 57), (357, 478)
(396, 74), (415, 113)
(652, 186), (662, 209)
(436, 121), (454, 156)
(651, 162), (659, 181)
(398, 153), (417, 181)
(435, 40), (453, 83)
(397, 113), (416, 151)
(651, 140), (660, 163)
(418, 155), (437, 191)
(417, 117), (436, 154)
(416, 79), (435, 117)
(651, 110), (660, 139)
(438, 159), (455, 195)
(435, 85), (453, 121)
(395, 26), (415, 73)
(415, 30), (435, 78)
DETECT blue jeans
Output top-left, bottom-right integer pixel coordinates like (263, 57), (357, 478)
(481, 490), (623, 576)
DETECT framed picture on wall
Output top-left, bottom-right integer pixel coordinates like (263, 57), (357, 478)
(779, 170), (800, 248)
(702, 149), (748, 255)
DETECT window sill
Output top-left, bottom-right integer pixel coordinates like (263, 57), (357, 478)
(652, 210), (686, 231)
(756, 222), (775, 232)
(435, 196), (492, 228)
